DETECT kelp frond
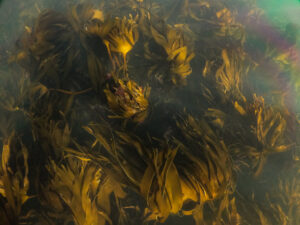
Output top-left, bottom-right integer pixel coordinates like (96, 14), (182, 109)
(47, 157), (125, 225)
(0, 132), (30, 225)
(139, 146), (184, 222)
(87, 15), (139, 74)
(246, 94), (293, 177)
(149, 25), (195, 85)
(84, 124), (188, 222)
(215, 49), (248, 102)
(175, 115), (234, 217)
(104, 78), (150, 123)
(106, 16), (139, 57)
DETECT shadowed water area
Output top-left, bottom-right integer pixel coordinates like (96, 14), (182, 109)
(0, 0), (299, 225)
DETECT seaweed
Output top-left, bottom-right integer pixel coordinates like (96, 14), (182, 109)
(0, 0), (299, 224)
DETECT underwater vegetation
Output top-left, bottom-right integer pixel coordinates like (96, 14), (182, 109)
(0, 0), (299, 224)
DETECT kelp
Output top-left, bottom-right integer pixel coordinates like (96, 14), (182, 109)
(18, 4), (109, 92)
(203, 92), (293, 178)
(175, 116), (234, 214)
(103, 77), (150, 123)
(140, 146), (183, 222)
(0, 133), (30, 225)
(193, 179), (299, 225)
(236, 94), (294, 177)
(0, 0), (299, 224)
(261, 177), (300, 225)
(215, 49), (248, 102)
(144, 24), (195, 85)
(80, 113), (234, 223)
(46, 157), (126, 225)
(82, 122), (199, 222)
(85, 14), (138, 76)
(104, 15), (139, 74)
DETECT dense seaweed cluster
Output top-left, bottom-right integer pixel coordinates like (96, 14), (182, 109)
(0, 0), (299, 224)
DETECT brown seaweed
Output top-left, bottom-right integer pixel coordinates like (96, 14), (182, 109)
(0, 0), (298, 225)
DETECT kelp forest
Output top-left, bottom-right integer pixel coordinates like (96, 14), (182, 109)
(0, 0), (299, 224)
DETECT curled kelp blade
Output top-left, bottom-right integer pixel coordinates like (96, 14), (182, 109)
(103, 77), (150, 123)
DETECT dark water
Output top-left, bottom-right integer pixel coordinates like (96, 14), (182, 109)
(0, 0), (299, 225)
